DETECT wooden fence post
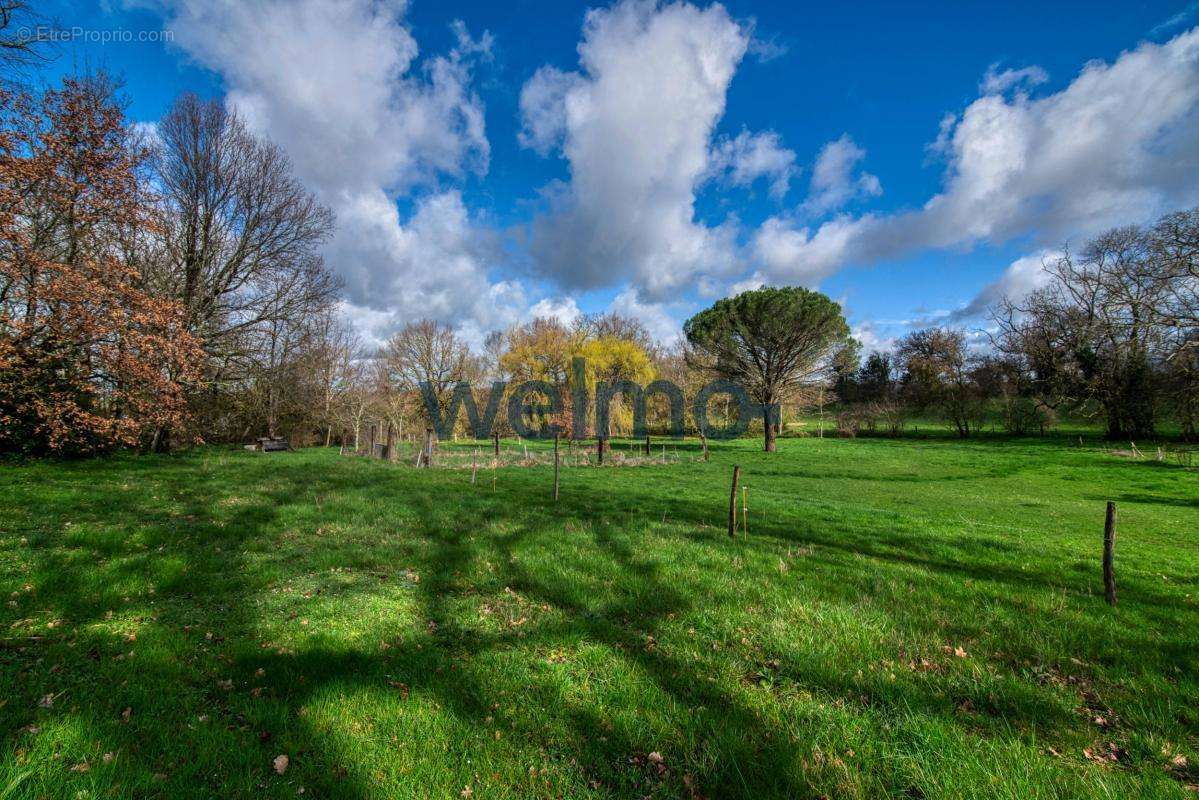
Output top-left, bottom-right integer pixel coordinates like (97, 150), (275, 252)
(597, 437), (605, 465)
(728, 465), (741, 538)
(644, 434), (651, 456)
(471, 448), (478, 484)
(1104, 501), (1117, 606)
(384, 422), (394, 461)
(425, 428), (434, 468)
(368, 424), (377, 457)
(493, 432), (500, 457)
(700, 432), (709, 462)
(553, 433), (560, 501)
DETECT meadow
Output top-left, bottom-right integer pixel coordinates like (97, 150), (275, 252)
(1, 434), (1197, 799)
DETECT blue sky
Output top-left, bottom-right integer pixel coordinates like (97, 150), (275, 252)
(33, 0), (1199, 350)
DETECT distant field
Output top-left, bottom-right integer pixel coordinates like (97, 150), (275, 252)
(1, 437), (1197, 798)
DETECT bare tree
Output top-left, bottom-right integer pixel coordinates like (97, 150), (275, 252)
(993, 226), (1174, 438)
(382, 320), (479, 425)
(0, 2), (51, 79)
(309, 310), (357, 446)
(896, 327), (984, 437)
(150, 93), (339, 374)
(573, 312), (655, 355)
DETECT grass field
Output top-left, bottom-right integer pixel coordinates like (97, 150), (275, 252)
(1, 435), (1197, 799)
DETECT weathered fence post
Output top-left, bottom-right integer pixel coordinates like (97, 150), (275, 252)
(644, 434), (651, 456)
(493, 432), (500, 458)
(472, 448), (478, 484)
(368, 424), (377, 457)
(553, 433), (560, 501)
(597, 437), (605, 465)
(425, 427), (435, 468)
(700, 432), (709, 462)
(384, 422), (394, 461)
(1104, 501), (1117, 607)
(728, 465), (741, 538)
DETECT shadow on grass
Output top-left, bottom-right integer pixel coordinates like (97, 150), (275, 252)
(1, 445), (1196, 798)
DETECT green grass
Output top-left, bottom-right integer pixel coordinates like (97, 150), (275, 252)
(1, 436), (1197, 799)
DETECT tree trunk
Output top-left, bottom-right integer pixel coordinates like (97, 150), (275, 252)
(763, 400), (777, 452)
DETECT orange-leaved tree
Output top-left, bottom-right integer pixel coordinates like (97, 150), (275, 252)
(0, 76), (204, 455)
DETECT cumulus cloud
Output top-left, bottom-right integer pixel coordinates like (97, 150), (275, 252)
(527, 296), (583, 325)
(750, 213), (873, 286)
(609, 287), (686, 345)
(755, 28), (1199, 284)
(147, 0), (525, 341)
(801, 134), (882, 216)
(518, 66), (582, 156)
(949, 250), (1060, 321)
(850, 321), (896, 354)
(707, 129), (797, 198)
(520, 0), (755, 299)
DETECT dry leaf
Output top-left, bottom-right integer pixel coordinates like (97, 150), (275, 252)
(273, 754), (289, 774)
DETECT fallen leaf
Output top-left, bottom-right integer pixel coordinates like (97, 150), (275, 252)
(273, 754), (289, 775)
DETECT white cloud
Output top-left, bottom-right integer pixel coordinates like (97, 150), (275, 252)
(755, 28), (1199, 284)
(949, 250), (1060, 321)
(751, 213), (874, 286)
(518, 66), (582, 156)
(609, 287), (685, 346)
(149, 0), (512, 342)
(527, 296), (582, 325)
(746, 34), (787, 63)
(1151, 2), (1199, 36)
(801, 134), (882, 216)
(980, 63), (1049, 95)
(521, 0), (755, 299)
(707, 129), (797, 198)
(851, 321), (896, 354)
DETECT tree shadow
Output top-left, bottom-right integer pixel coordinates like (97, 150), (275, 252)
(2, 446), (1196, 798)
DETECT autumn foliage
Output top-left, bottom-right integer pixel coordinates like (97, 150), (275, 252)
(0, 78), (203, 455)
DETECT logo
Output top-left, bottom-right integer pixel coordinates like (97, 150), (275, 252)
(420, 357), (778, 439)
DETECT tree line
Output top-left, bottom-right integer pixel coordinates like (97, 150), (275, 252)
(834, 212), (1199, 441)
(1, 41), (1195, 454)
(0, 67), (339, 454)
